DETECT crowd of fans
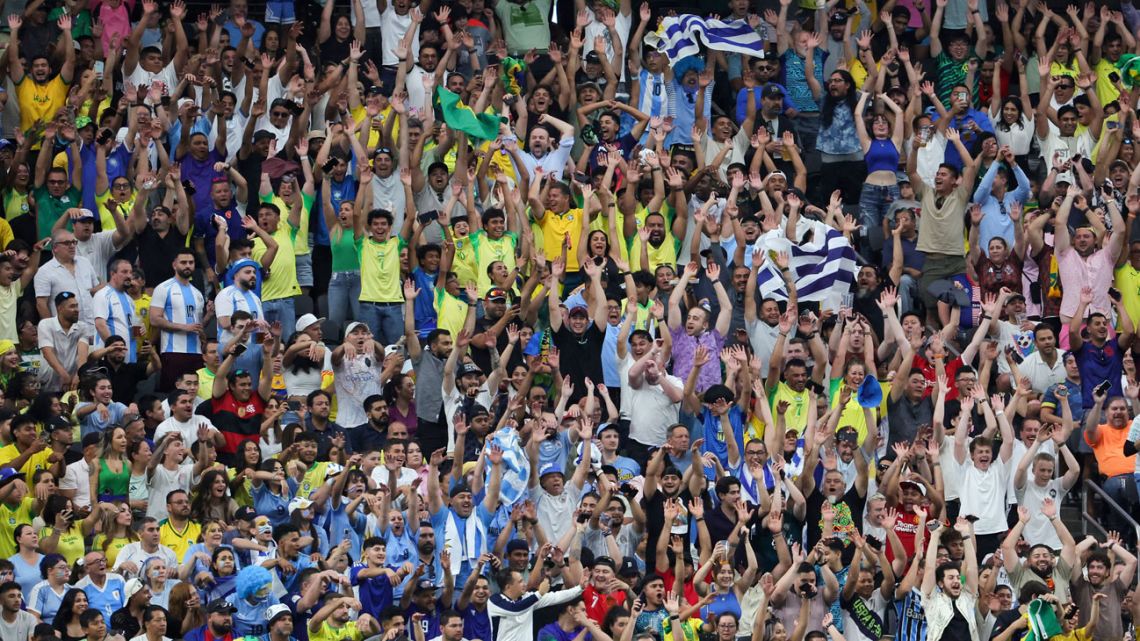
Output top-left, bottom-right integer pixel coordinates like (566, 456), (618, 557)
(0, 0), (1137, 640)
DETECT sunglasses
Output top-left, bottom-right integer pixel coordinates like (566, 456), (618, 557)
(271, 110), (291, 117)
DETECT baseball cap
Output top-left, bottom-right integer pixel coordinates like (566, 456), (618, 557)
(619, 558), (640, 578)
(124, 578), (148, 600)
(585, 51), (602, 64)
(506, 539), (530, 555)
(0, 140), (15, 151)
(899, 480), (927, 496)
(49, 415), (72, 432)
(539, 462), (564, 477)
(296, 313), (325, 333)
(449, 483), (474, 498)
(206, 599), (237, 614)
(485, 287), (508, 302)
(75, 208), (97, 221)
(81, 432), (102, 448)
(414, 579), (437, 593)
(266, 603), (292, 624)
(568, 305), (590, 318)
(288, 496), (314, 513)
(458, 363), (483, 378)
(253, 130), (276, 142)
(465, 403), (489, 421)
(344, 321), (369, 336)
(761, 84), (784, 99)
(234, 506), (257, 522)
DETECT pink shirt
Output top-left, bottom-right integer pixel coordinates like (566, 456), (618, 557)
(95, 1), (130, 54)
(1057, 245), (1114, 319)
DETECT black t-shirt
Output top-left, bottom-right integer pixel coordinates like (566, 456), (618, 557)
(945, 599), (973, 641)
(138, 225), (188, 287)
(642, 487), (693, 575)
(804, 484), (867, 547)
(553, 323), (605, 404)
(989, 608), (1027, 641)
(80, 358), (150, 404)
(470, 313), (523, 375)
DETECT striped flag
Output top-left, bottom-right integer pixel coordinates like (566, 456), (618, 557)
(644, 15), (768, 65)
(484, 426), (530, 508)
(1024, 599), (1062, 641)
(754, 218), (858, 312)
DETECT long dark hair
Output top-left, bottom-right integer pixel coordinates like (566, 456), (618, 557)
(27, 391), (60, 423)
(821, 71), (857, 128)
(190, 470), (233, 523)
(52, 588), (87, 634)
(997, 96), (1026, 132)
(285, 333), (320, 374)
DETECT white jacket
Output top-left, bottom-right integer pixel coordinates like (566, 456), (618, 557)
(486, 585), (583, 641)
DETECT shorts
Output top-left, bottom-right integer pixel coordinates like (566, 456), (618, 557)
(295, 253), (313, 287)
(918, 254), (967, 308)
(264, 0), (296, 23)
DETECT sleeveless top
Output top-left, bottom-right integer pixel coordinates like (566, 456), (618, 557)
(865, 138), (901, 173)
(97, 458), (130, 500)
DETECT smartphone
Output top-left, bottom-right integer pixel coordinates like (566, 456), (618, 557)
(288, 400), (301, 411)
(576, 513), (590, 523)
(1108, 121), (1120, 130)
(243, 58), (256, 70)
(417, 210), (439, 224)
(573, 171), (591, 184)
(96, 128), (113, 145)
(93, 60), (105, 79)
(322, 158), (338, 173)
(1110, 287), (1122, 302)
(182, 180), (197, 197)
(255, 331), (266, 344)
(1094, 380), (1111, 396)
(233, 343), (247, 357)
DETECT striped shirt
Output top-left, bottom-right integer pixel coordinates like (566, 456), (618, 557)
(895, 587), (928, 641)
(93, 285), (137, 362)
(150, 278), (205, 354)
(214, 284), (263, 346)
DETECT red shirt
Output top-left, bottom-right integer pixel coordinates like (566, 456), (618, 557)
(657, 567), (700, 605)
(210, 390), (265, 458)
(583, 585), (628, 624)
(915, 354), (964, 400)
(888, 503), (922, 564)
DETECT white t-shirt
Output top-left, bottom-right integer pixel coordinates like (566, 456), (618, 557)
(153, 415), (218, 450)
(60, 458), (92, 508)
(957, 456), (1010, 535)
(380, 6), (420, 66)
(582, 8), (631, 63)
(531, 481), (583, 546)
(620, 355), (680, 447)
(1016, 477), (1067, 549)
(842, 589), (889, 641)
(77, 230), (118, 279)
(333, 353), (384, 429)
(125, 60), (178, 99)
(146, 463), (195, 521)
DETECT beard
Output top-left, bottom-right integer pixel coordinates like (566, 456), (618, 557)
(418, 540), (436, 556)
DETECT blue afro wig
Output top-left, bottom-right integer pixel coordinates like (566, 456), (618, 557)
(235, 565), (273, 599)
(673, 56), (705, 80)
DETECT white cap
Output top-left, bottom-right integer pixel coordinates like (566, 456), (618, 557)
(296, 313), (325, 333)
(344, 321), (369, 336)
(266, 603), (292, 623)
(124, 578), (147, 600)
(288, 496), (313, 513)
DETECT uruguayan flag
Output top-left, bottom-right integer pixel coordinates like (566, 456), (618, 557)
(485, 427), (530, 508)
(645, 15), (767, 64)
(754, 218), (858, 313)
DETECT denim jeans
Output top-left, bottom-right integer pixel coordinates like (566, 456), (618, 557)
(361, 302), (404, 345)
(898, 274), (919, 316)
(262, 297), (297, 343)
(1104, 473), (1138, 539)
(327, 271), (362, 340)
(859, 182), (901, 256)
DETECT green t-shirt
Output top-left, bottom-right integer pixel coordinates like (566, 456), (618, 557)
(33, 185), (82, 240)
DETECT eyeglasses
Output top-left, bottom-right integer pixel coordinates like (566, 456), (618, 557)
(1057, 83), (1075, 90)
(113, 182), (131, 189)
